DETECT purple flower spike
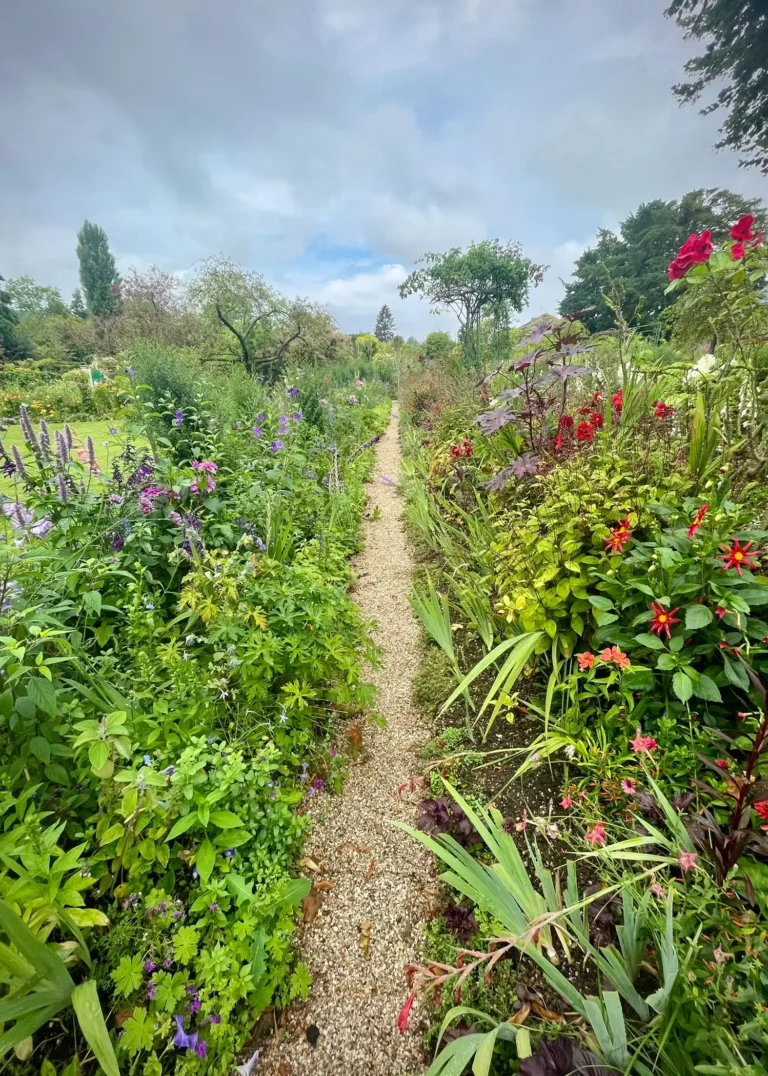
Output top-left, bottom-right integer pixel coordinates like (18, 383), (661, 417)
(172, 1015), (199, 1052)
(286, 386), (300, 397)
(196, 1040), (207, 1059)
(270, 440), (284, 453)
(173, 410), (185, 427)
(144, 959), (157, 973)
(147, 982), (156, 1000)
(209, 1013), (221, 1025)
(292, 411), (302, 422)
(252, 425), (262, 438)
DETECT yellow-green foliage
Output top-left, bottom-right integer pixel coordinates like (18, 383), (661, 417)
(492, 454), (693, 654)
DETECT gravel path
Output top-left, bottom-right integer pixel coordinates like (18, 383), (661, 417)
(260, 409), (432, 1076)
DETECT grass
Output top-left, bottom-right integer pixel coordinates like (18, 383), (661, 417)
(1, 420), (129, 498)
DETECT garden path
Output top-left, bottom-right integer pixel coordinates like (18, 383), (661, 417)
(260, 409), (433, 1076)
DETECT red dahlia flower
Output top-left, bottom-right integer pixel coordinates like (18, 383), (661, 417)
(730, 214), (755, 242)
(558, 414), (574, 430)
(649, 600), (680, 639)
(589, 411), (604, 429)
(605, 515), (632, 554)
(731, 242), (746, 261)
(576, 421), (594, 442)
(718, 538), (763, 576)
(461, 438), (473, 458)
(553, 433), (564, 451)
(754, 800), (768, 821)
(592, 391), (603, 404)
(450, 445), (462, 458)
(612, 389), (623, 413)
(687, 503), (709, 540)
(667, 230), (713, 279)
(654, 401), (674, 420)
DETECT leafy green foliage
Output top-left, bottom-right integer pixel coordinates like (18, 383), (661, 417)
(76, 220), (121, 317)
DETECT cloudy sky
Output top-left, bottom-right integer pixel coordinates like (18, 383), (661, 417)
(2, 0), (765, 338)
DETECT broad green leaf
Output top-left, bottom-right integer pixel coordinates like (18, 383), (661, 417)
(692, 673), (721, 703)
(165, 812), (199, 841)
(89, 741), (110, 772)
(209, 810), (244, 829)
(110, 955), (143, 997)
(195, 837), (215, 883)
(29, 736), (51, 764)
(71, 980), (120, 1076)
(83, 591), (103, 617)
(672, 670), (693, 703)
(634, 633), (664, 650)
(685, 604), (713, 630)
(26, 677), (57, 717)
(119, 1006), (155, 1055)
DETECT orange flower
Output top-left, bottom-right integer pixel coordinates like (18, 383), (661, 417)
(577, 652), (595, 671)
(687, 503), (709, 539)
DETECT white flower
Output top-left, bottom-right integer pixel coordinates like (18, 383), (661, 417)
(688, 353), (717, 381)
(564, 744), (576, 759)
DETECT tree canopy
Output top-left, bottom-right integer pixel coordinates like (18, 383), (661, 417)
(374, 304), (396, 342)
(560, 188), (765, 332)
(6, 276), (68, 318)
(76, 220), (121, 316)
(666, 0), (768, 174)
(0, 276), (32, 363)
(399, 239), (543, 366)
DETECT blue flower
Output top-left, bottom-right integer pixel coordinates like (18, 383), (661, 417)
(173, 410), (185, 428)
(127, 367), (137, 377)
(292, 412), (302, 422)
(172, 1015), (198, 1052)
(252, 425), (262, 438)
(270, 440), (284, 453)
(255, 537), (266, 552)
(257, 412), (266, 423)
(109, 427), (118, 436)
(286, 386), (300, 397)
(143, 754), (152, 766)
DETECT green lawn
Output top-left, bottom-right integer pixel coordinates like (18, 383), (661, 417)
(1, 420), (126, 498)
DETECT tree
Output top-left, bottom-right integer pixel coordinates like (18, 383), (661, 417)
(187, 256), (316, 376)
(354, 333), (379, 362)
(424, 331), (454, 361)
(6, 276), (67, 318)
(560, 188), (765, 332)
(399, 240), (543, 367)
(70, 289), (87, 319)
(76, 220), (120, 316)
(0, 276), (32, 362)
(666, 0), (768, 174)
(374, 304), (395, 342)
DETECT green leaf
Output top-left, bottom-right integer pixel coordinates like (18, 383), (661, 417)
(208, 810), (243, 830)
(736, 587), (768, 606)
(94, 624), (114, 646)
(594, 612), (618, 627)
(250, 928), (267, 985)
(119, 1006), (155, 1056)
(588, 596), (614, 611)
(622, 667), (655, 692)
(685, 604), (713, 630)
(692, 673), (721, 703)
(672, 671), (693, 704)
(226, 874), (254, 906)
(656, 653), (676, 670)
(634, 632), (665, 650)
(89, 741), (110, 772)
(29, 736), (51, 764)
(26, 677), (57, 717)
(722, 653), (750, 691)
(83, 591), (102, 617)
(173, 926), (200, 964)
(14, 696), (36, 721)
(165, 812), (199, 842)
(71, 981), (120, 1076)
(195, 838), (215, 884)
(110, 955), (143, 998)
(99, 823), (125, 846)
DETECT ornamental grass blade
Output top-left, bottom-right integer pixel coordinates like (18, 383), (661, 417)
(438, 636), (524, 716)
(71, 980), (120, 1076)
(0, 899), (73, 993)
(481, 632), (542, 740)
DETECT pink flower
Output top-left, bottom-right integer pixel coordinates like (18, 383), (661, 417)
(650, 883), (666, 898)
(397, 992), (415, 1034)
(577, 652), (595, 671)
(715, 606), (728, 619)
(585, 823), (607, 846)
(559, 795), (574, 809)
(630, 728), (658, 753)
(715, 758), (729, 771)
(191, 460), (218, 473)
(678, 850), (697, 873)
(621, 779), (637, 795)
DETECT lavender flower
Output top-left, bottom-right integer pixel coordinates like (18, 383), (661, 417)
(11, 445), (29, 482)
(56, 474), (69, 504)
(292, 411), (302, 422)
(19, 405), (40, 456)
(86, 436), (97, 469)
(39, 420), (52, 461)
(172, 1015), (198, 1052)
(208, 903), (219, 912)
(257, 412), (266, 422)
(54, 430), (69, 471)
(29, 518), (54, 539)
(255, 536), (266, 552)
(196, 1041), (207, 1059)
(223, 847), (236, 860)
(144, 959), (157, 973)
(173, 410), (185, 427)
(209, 1013), (221, 1025)
(252, 425), (262, 438)
(109, 427), (118, 436)
(147, 982), (156, 1000)
(64, 424), (74, 450)
(270, 440), (284, 453)
(286, 386), (300, 397)
(127, 367), (137, 377)
(110, 531), (125, 552)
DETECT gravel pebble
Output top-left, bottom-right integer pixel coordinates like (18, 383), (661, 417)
(260, 411), (432, 1076)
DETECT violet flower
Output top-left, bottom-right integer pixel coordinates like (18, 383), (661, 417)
(270, 440), (284, 453)
(252, 425), (262, 438)
(172, 1015), (198, 1052)
(173, 410), (185, 427)
(286, 387), (300, 397)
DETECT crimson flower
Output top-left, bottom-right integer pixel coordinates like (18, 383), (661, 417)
(558, 414), (574, 430)
(589, 411), (604, 429)
(715, 606), (728, 618)
(612, 389), (623, 413)
(649, 600), (680, 639)
(630, 728), (658, 752)
(731, 242), (746, 261)
(577, 651), (595, 671)
(718, 537), (763, 576)
(654, 401), (674, 420)
(753, 801), (768, 821)
(585, 823), (607, 846)
(687, 503), (709, 540)
(668, 230), (713, 279)
(605, 515), (632, 554)
(461, 438), (473, 458)
(592, 391), (603, 404)
(397, 992), (415, 1034)
(576, 421), (594, 442)
(553, 433), (564, 451)
(730, 214), (755, 242)
(450, 445), (462, 458)
(715, 758), (729, 771)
